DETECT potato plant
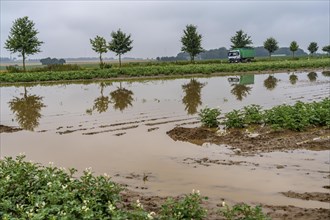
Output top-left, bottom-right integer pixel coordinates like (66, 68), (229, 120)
(223, 99), (330, 131)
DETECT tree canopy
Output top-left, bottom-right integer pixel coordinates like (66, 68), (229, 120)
(181, 24), (204, 62)
(307, 42), (318, 56)
(289, 41), (299, 58)
(230, 30), (253, 49)
(322, 45), (330, 55)
(5, 16), (43, 71)
(108, 29), (133, 68)
(263, 37), (279, 58)
(40, 57), (66, 65)
(90, 35), (108, 68)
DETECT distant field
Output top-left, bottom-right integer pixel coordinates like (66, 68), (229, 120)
(0, 58), (329, 83)
(0, 59), (154, 71)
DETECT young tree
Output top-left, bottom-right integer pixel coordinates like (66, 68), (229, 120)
(230, 30), (253, 49)
(322, 45), (330, 56)
(108, 29), (133, 68)
(263, 37), (279, 59)
(289, 41), (299, 58)
(5, 16), (43, 71)
(307, 42), (318, 56)
(181, 24), (204, 62)
(90, 36), (108, 68)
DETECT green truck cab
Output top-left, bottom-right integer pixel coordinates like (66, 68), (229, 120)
(228, 48), (255, 63)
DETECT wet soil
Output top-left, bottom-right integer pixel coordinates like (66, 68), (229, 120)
(120, 189), (330, 220)
(0, 124), (22, 133)
(281, 191), (330, 202)
(167, 126), (330, 154)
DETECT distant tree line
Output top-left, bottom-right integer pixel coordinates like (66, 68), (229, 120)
(157, 46), (309, 61)
(3, 16), (330, 71)
(40, 57), (66, 65)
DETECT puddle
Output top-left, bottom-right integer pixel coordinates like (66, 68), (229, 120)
(1, 71), (329, 209)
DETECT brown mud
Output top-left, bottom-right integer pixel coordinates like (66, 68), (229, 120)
(167, 126), (330, 154)
(281, 191), (330, 202)
(120, 189), (330, 220)
(0, 124), (22, 133)
(163, 125), (330, 219)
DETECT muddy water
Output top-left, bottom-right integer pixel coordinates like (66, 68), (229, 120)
(1, 71), (329, 209)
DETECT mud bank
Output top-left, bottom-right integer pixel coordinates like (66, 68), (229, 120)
(0, 124), (22, 133)
(121, 189), (330, 220)
(281, 191), (330, 202)
(167, 126), (330, 154)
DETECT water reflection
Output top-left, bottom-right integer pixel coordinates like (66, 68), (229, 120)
(110, 82), (134, 111)
(307, 72), (318, 82)
(264, 75), (278, 90)
(182, 79), (206, 115)
(93, 82), (111, 113)
(289, 73), (298, 85)
(8, 87), (46, 131)
(322, 71), (330, 77)
(230, 75), (254, 101)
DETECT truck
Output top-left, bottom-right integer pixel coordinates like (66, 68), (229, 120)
(228, 48), (255, 63)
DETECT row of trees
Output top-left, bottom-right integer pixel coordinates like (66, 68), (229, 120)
(180, 27), (330, 61)
(4, 17), (330, 71)
(90, 31), (133, 68)
(263, 38), (322, 58)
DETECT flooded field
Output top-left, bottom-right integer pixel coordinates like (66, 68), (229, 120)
(1, 71), (329, 210)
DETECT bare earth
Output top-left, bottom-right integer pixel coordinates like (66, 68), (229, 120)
(164, 126), (330, 219)
(166, 126), (330, 154)
(0, 124), (22, 133)
(121, 189), (330, 220)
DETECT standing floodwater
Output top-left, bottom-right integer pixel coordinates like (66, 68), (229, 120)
(1, 71), (329, 209)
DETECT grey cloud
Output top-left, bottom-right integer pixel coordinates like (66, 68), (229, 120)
(1, 0), (329, 59)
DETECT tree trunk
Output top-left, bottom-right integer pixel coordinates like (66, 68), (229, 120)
(119, 54), (122, 68)
(269, 53), (271, 60)
(99, 53), (103, 68)
(190, 55), (194, 63)
(22, 52), (26, 72)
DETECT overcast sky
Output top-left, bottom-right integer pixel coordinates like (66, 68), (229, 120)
(1, 0), (329, 59)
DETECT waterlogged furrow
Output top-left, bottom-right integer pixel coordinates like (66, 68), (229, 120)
(83, 125), (139, 135)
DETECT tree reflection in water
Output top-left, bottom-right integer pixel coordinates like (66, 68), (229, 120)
(307, 72), (317, 82)
(110, 82), (134, 111)
(322, 71), (330, 77)
(93, 82), (111, 113)
(289, 73), (298, 85)
(182, 79), (205, 115)
(8, 87), (46, 131)
(231, 84), (252, 101)
(263, 75), (278, 90)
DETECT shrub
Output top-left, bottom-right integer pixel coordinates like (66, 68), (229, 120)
(220, 203), (270, 220)
(224, 110), (245, 128)
(5, 65), (21, 73)
(242, 104), (263, 125)
(199, 107), (221, 128)
(159, 190), (207, 220)
(224, 99), (330, 131)
(0, 155), (210, 220)
(0, 155), (122, 219)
